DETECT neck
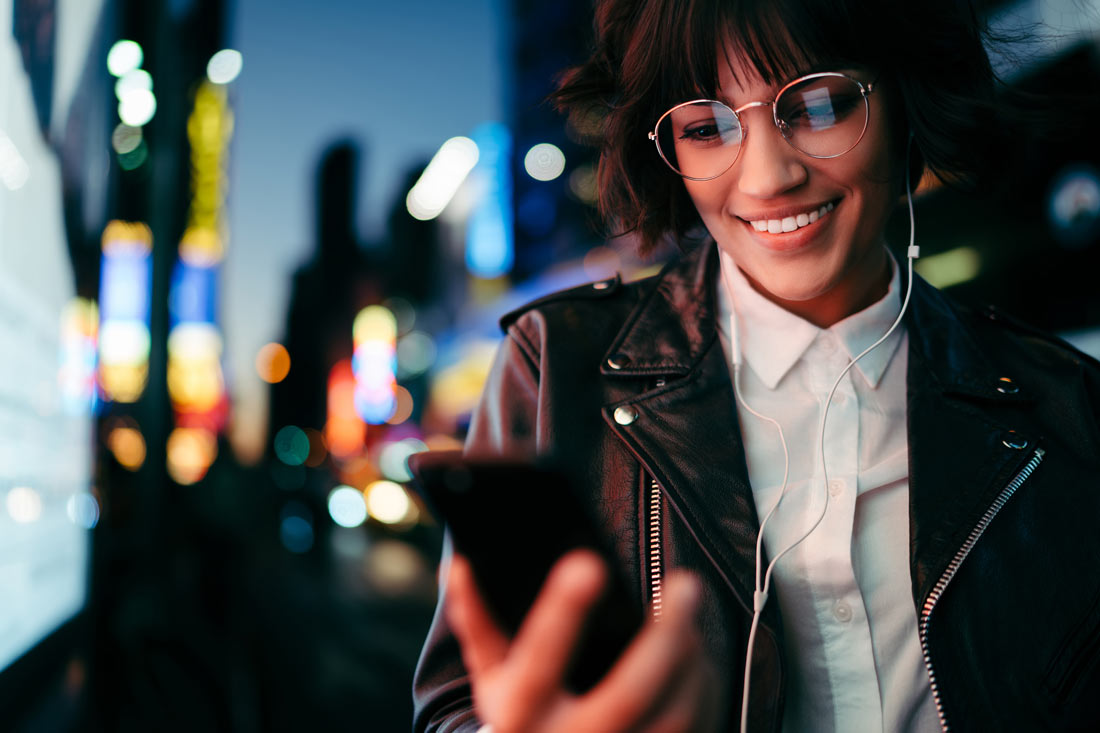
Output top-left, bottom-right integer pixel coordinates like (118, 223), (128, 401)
(741, 247), (892, 329)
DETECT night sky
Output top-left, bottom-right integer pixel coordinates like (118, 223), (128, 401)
(225, 0), (505, 458)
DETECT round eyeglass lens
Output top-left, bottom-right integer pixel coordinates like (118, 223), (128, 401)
(655, 101), (742, 180)
(775, 75), (869, 158)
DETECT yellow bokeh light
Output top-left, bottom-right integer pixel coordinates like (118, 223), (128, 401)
(99, 362), (149, 403)
(365, 480), (415, 525)
(255, 342), (291, 384)
(107, 426), (146, 470)
(353, 306), (397, 346)
(166, 427), (217, 485)
(179, 226), (224, 267)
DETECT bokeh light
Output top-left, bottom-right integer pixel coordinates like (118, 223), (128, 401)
(406, 136), (479, 220)
(396, 331), (437, 378)
(117, 140), (148, 170)
(378, 438), (428, 482)
(98, 222), (153, 402)
(327, 485), (367, 528)
(326, 360), (366, 459)
(107, 425), (146, 470)
(255, 342), (291, 383)
(58, 297), (99, 415)
(118, 88), (157, 127)
(385, 386), (414, 426)
(524, 143), (566, 181)
(304, 428), (328, 467)
(352, 306), (398, 425)
(365, 480), (415, 525)
(280, 516), (313, 554)
(383, 297), (416, 335)
(363, 540), (426, 595)
(167, 323), (224, 413)
(106, 40), (143, 77)
(206, 49), (243, 84)
(568, 164), (598, 204)
(111, 124), (143, 154)
(274, 425), (310, 466)
(166, 427), (217, 485)
(66, 493), (100, 529)
(6, 487), (43, 523)
(114, 69), (152, 101)
(353, 305), (397, 344)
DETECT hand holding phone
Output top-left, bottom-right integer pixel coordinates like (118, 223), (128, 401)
(408, 450), (641, 691)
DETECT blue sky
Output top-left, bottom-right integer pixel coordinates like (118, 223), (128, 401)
(224, 0), (505, 458)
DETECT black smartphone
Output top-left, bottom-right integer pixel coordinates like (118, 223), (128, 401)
(407, 450), (644, 692)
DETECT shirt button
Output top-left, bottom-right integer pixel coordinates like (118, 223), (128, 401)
(828, 479), (845, 497)
(833, 600), (853, 623)
(820, 338), (836, 354)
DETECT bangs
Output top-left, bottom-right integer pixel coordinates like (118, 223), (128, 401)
(659, 0), (873, 103)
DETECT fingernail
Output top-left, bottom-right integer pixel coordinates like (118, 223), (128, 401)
(671, 573), (701, 610)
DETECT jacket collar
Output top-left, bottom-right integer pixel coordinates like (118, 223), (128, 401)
(599, 241), (718, 378)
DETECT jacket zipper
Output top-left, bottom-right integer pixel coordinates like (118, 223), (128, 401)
(918, 446), (1045, 732)
(648, 475), (663, 621)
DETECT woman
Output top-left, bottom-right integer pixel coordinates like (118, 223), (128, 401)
(414, 0), (1100, 730)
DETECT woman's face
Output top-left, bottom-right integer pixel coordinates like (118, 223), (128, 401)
(682, 48), (903, 327)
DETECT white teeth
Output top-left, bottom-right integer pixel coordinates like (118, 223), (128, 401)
(749, 202), (835, 234)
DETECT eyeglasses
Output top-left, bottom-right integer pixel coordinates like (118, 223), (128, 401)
(648, 71), (876, 181)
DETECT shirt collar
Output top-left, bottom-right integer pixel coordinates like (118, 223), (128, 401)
(717, 246), (905, 390)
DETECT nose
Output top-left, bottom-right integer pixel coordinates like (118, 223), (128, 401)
(733, 106), (807, 198)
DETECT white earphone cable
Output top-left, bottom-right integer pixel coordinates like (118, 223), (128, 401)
(736, 138), (919, 733)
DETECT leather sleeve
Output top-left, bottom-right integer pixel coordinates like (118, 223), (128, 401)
(411, 327), (542, 732)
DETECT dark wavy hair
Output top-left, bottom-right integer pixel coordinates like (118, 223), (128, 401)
(553, 0), (1003, 254)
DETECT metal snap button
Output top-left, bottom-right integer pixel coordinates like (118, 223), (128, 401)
(833, 600), (853, 623)
(996, 377), (1019, 395)
(592, 279), (612, 291)
(613, 405), (639, 425)
(1002, 432), (1028, 450)
(607, 353), (631, 370)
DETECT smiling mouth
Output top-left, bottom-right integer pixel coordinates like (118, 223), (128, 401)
(747, 201), (835, 234)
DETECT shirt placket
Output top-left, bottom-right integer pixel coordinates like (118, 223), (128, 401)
(809, 332), (885, 731)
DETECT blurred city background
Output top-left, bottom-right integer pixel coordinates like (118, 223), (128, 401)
(1, 0), (1098, 731)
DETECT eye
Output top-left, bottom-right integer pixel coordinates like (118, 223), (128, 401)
(680, 121), (721, 141)
(678, 117), (739, 145)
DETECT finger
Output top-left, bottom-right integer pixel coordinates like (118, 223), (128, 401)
(446, 553), (511, 679)
(578, 571), (703, 726)
(642, 653), (718, 733)
(503, 550), (608, 706)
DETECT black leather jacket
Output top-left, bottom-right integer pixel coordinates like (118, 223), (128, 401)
(413, 242), (1100, 732)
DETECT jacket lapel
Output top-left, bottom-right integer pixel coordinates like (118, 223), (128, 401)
(599, 243), (775, 625)
(904, 276), (1038, 609)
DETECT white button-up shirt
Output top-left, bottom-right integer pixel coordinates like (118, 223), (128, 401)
(716, 248), (939, 732)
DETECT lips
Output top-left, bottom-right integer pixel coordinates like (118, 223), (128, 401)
(746, 201), (835, 234)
